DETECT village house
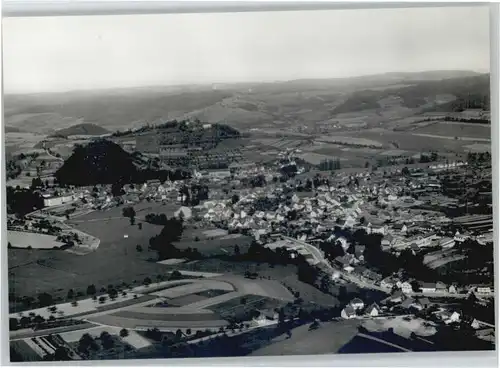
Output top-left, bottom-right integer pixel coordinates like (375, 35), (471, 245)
(366, 303), (382, 317)
(174, 206), (193, 220)
(334, 254), (354, 269)
(440, 311), (461, 325)
(416, 297), (431, 310)
(43, 193), (75, 207)
(341, 305), (356, 319)
(361, 268), (383, 283)
(409, 243), (420, 254)
(350, 298), (365, 310)
(435, 281), (447, 293)
(371, 224), (388, 236)
(476, 286), (492, 294)
(344, 265), (355, 273)
(392, 223), (408, 234)
(400, 281), (413, 294)
(454, 231), (468, 243)
(470, 319), (481, 329)
(380, 277), (396, 290)
(420, 282), (436, 293)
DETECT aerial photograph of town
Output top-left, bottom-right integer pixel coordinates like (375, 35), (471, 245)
(3, 4), (495, 362)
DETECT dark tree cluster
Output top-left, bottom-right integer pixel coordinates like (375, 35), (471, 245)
(241, 174), (266, 188)
(318, 159), (341, 171)
(145, 213), (169, 225)
(55, 140), (137, 186)
(6, 187), (44, 216)
(280, 163), (298, 177)
(148, 218), (201, 260)
(55, 140), (191, 187)
(467, 151), (492, 165)
(253, 196), (280, 212)
(444, 116), (490, 124)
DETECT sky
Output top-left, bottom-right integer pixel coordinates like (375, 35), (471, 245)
(3, 6), (490, 94)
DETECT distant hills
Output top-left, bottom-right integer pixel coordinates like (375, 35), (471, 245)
(50, 123), (110, 138)
(332, 74), (489, 115)
(4, 70), (490, 134)
(4, 89), (232, 133)
(5, 126), (23, 133)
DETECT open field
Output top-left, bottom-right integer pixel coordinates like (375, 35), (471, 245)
(423, 249), (456, 264)
(210, 294), (283, 323)
(464, 143), (492, 152)
(167, 294), (209, 306)
(411, 133), (490, 142)
(411, 121), (491, 139)
(151, 280), (235, 298)
(66, 219), (157, 244)
(350, 129), (483, 152)
(58, 325), (152, 349)
(297, 152), (347, 165)
(214, 275), (294, 301)
(249, 320), (360, 356)
(10, 268), (294, 338)
(7, 219), (170, 311)
(173, 232), (253, 256)
(68, 202), (178, 223)
(170, 260), (338, 307)
(111, 309), (222, 322)
(8, 231), (65, 249)
(5, 132), (47, 156)
(87, 313), (229, 330)
(426, 255), (467, 269)
(316, 135), (384, 148)
(5, 89), (233, 133)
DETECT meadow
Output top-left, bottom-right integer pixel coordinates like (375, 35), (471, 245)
(249, 320), (360, 356)
(411, 121), (491, 140)
(8, 231), (65, 249)
(8, 201), (256, 313)
(8, 205), (174, 309)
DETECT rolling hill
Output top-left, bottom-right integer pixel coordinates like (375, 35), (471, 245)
(332, 74), (490, 115)
(50, 123), (110, 137)
(54, 139), (191, 186)
(4, 70), (489, 135)
(4, 88), (233, 133)
(55, 139), (139, 186)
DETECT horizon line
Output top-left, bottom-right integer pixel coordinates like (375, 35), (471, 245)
(4, 68), (490, 96)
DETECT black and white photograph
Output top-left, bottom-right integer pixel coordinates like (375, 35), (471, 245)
(3, 4), (495, 362)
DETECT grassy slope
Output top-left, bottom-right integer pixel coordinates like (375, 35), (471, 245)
(51, 123), (110, 137)
(332, 74), (490, 115)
